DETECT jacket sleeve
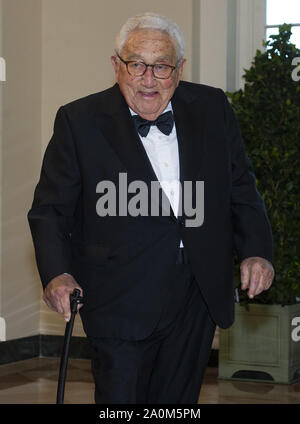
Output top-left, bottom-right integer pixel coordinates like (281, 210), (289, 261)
(27, 106), (82, 288)
(222, 92), (274, 264)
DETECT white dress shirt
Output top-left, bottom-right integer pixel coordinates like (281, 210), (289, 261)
(130, 102), (183, 247)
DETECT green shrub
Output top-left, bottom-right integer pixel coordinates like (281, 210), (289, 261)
(229, 24), (300, 305)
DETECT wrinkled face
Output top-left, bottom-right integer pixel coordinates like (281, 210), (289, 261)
(111, 28), (186, 120)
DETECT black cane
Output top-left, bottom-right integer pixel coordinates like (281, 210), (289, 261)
(56, 288), (84, 404)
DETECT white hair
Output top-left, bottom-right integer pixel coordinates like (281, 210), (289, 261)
(115, 12), (186, 63)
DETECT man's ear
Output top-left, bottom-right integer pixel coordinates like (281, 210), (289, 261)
(111, 55), (119, 77)
(175, 58), (186, 88)
(178, 58), (187, 78)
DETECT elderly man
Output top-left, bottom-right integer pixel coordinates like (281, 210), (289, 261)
(28, 13), (274, 404)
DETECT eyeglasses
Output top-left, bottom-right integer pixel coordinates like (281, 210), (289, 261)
(116, 53), (177, 79)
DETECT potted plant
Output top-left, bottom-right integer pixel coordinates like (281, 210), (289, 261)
(218, 24), (300, 384)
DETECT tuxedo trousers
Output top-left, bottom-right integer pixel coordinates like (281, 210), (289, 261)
(88, 248), (216, 404)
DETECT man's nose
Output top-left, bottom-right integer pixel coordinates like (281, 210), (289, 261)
(141, 66), (157, 87)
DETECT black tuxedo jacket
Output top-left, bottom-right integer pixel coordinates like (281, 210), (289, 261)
(28, 81), (273, 340)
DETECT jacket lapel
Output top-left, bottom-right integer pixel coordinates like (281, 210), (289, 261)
(96, 84), (156, 182)
(171, 82), (207, 186)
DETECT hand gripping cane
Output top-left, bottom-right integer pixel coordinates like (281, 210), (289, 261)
(56, 288), (84, 404)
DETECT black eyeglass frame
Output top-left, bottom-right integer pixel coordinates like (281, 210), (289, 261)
(116, 53), (177, 79)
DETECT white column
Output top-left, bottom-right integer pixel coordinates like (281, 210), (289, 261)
(235, 0), (266, 89)
(192, 0), (228, 90)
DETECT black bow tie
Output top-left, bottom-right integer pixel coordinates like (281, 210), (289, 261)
(132, 111), (174, 138)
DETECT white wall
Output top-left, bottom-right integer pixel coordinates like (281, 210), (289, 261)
(0, 0), (4, 337)
(1, 0), (42, 340)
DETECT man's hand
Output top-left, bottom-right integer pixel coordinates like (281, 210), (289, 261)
(240, 256), (275, 299)
(43, 273), (83, 322)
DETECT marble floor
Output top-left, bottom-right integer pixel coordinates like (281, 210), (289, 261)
(0, 357), (299, 404)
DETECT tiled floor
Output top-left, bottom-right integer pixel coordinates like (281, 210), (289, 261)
(0, 358), (94, 404)
(0, 358), (299, 404)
